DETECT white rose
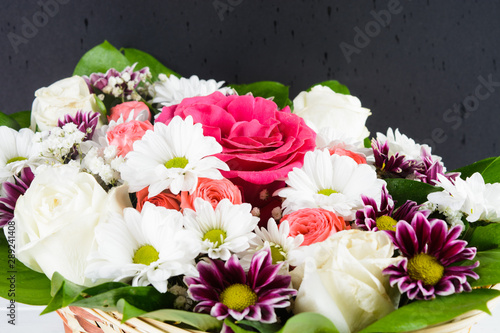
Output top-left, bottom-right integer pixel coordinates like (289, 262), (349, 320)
(31, 76), (99, 131)
(293, 85), (371, 142)
(292, 230), (401, 333)
(12, 165), (131, 285)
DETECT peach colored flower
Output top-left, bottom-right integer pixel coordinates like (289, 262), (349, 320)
(281, 208), (350, 246)
(136, 187), (181, 212)
(106, 120), (153, 157)
(180, 177), (242, 211)
(108, 101), (151, 122)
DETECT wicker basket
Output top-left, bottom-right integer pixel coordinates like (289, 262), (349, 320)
(56, 287), (500, 333)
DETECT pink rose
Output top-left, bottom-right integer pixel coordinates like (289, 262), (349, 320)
(329, 147), (367, 164)
(108, 101), (151, 122)
(281, 208), (350, 246)
(106, 120), (153, 157)
(180, 177), (242, 211)
(136, 187), (181, 212)
(157, 92), (316, 214)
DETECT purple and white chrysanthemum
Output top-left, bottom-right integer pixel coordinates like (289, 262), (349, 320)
(0, 167), (34, 227)
(185, 249), (296, 324)
(83, 63), (151, 101)
(372, 139), (416, 178)
(58, 110), (100, 141)
(355, 186), (427, 231)
(414, 148), (459, 185)
(383, 213), (479, 300)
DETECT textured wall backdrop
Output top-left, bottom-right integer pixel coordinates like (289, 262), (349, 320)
(1, 0), (499, 169)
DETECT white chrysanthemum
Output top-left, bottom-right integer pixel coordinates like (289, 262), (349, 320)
(428, 173), (500, 223)
(183, 198), (259, 260)
(241, 218), (304, 271)
(315, 127), (373, 162)
(278, 149), (385, 220)
(377, 127), (440, 163)
(149, 74), (234, 108)
(85, 203), (200, 293)
(120, 116), (228, 196)
(0, 127), (40, 184)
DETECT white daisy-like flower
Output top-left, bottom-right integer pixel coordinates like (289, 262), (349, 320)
(85, 203), (200, 293)
(315, 127), (373, 163)
(240, 218), (304, 271)
(427, 172), (500, 223)
(120, 115), (229, 196)
(183, 198), (259, 260)
(149, 74), (234, 108)
(0, 126), (40, 184)
(278, 149), (385, 220)
(376, 127), (439, 163)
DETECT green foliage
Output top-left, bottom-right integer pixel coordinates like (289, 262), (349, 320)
(230, 81), (292, 109)
(74, 40), (132, 76)
(453, 156), (500, 184)
(359, 288), (500, 332)
(278, 312), (339, 333)
(385, 178), (441, 206)
(467, 223), (500, 251)
(140, 308), (222, 332)
(9, 110), (31, 128)
(0, 111), (21, 130)
(307, 80), (350, 95)
(0, 232), (52, 305)
(460, 249), (500, 287)
(121, 47), (180, 80)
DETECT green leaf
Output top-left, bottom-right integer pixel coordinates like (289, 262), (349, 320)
(364, 137), (371, 148)
(0, 111), (20, 130)
(385, 178), (441, 206)
(479, 156), (500, 184)
(0, 232), (52, 305)
(453, 157), (497, 179)
(74, 40), (132, 76)
(308, 80), (350, 95)
(224, 319), (256, 333)
(279, 312), (339, 333)
(140, 308), (222, 332)
(465, 249), (500, 287)
(41, 272), (87, 314)
(237, 319), (282, 333)
(71, 285), (174, 315)
(359, 288), (500, 332)
(122, 48), (180, 80)
(468, 223), (500, 251)
(9, 111), (31, 129)
(230, 81), (291, 109)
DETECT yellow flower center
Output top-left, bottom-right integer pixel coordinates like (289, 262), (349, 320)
(203, 229), (227, 247)
(164, 157), (189, 169)
(220, 284), (258, 312)
(6, 156), (27, 164)
(133, 245), (159, 266)
(407, 253), (444, 286)
(376, 216), (398, 231)
(318, 189), (338, 196)
(270, 244), (286, 264)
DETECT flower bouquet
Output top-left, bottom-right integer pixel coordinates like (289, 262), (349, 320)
(1, 41), (500, 333)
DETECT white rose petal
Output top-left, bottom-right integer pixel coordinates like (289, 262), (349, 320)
(31, 76), (99, 131)
(292, 230), (402, 333)
(13, 165), (131, 285)
(293, 85), (371, 142)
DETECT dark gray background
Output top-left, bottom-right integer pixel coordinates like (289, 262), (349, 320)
(1, 0), (499, 170)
